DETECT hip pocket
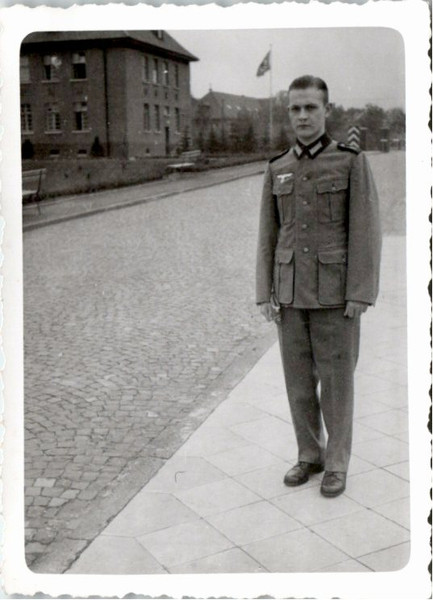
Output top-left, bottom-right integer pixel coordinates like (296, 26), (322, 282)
(274, 247), (295, 304)
(318, 249), (347, 305)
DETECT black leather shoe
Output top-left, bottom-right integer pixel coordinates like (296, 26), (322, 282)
(320, 471), (347, 497)
(284, 462), (324, 486)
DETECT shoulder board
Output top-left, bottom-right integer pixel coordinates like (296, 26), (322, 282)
(269, 147), (290, 163)
(337, 142), (361, 155)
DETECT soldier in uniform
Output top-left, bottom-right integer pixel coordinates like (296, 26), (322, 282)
(256, 75), (381, 497)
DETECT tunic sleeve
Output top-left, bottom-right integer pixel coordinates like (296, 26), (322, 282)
(346, 152), (382, 305)
(256, 164), (279, 304)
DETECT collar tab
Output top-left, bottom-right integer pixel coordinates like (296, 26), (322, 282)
(294, 132), (332, 159)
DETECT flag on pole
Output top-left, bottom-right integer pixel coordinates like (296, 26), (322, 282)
(256, 51), (271, 77)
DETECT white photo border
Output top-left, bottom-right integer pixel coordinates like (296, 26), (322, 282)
(1, 1), (431, 598)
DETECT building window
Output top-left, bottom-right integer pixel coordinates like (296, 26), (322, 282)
(175, 107), (180, 133)
(143, 104), (151, 131)
(20, 56), (30, 83)
(45, 103), (61, 131)
(143, 56), (150, 82)
(152, 59), (160, 84)
(174, 64), (179, 88)
(154, 105), (161, 131)
(43, 54), (62, 80)
(73, 101), (88, 131)
(21, 104), (33, 132)
(163, 61), (169, 86)
(72, 52), (87, 79)
(164, 106), (170, 120)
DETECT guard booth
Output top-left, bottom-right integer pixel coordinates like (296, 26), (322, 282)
(347, 126), (368, 151)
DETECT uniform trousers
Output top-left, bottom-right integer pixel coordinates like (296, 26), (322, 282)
(278, 307), (360, 473)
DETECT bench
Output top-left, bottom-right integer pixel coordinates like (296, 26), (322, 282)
(166, 150), (203, 174)
(22, 168), (47, 214)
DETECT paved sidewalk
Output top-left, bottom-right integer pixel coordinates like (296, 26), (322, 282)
(23, 161), (265, 230)
(67, 235), (409, 575)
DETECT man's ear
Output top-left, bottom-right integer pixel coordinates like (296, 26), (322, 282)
(325, 103), (332, 117)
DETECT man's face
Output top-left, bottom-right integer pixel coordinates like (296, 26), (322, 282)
(288, 87), (330, 145)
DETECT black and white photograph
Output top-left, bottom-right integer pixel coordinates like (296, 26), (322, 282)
(1, 1), (431, 598)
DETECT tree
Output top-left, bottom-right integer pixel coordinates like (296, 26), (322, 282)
(358, 104), (386, 149)
(275, 126), (289, 151)
(386, 108), (405, 138)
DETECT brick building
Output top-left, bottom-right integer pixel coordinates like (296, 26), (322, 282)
(20, 30), (198, 159)
(193, 90), (269, 150)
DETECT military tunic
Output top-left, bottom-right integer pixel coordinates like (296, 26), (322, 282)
(255, 133), (382, 473)
(256, 134), (381, 309)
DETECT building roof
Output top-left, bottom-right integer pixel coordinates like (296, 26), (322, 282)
(21, 30), (198, 63)
(198, 90), (267, 119)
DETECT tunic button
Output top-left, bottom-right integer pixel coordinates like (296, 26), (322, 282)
(303, 247), (309, 253)
(302, 200), (308, 206)
(302, 175), (309, 181)
(302, 224), (308, 230)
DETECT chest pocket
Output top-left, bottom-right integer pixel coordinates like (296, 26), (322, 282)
(274, 179), (295, 224)
(316, 179), (348, 223)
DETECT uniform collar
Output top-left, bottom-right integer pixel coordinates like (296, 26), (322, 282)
(293, 132), (332, 159)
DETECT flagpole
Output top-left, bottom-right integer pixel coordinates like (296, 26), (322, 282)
(269, 44), (273, 151)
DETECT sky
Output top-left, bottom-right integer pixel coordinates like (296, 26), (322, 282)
(168, 28), (405, 110)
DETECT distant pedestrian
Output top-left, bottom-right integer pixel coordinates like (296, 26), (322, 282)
(256, 75), (382, 497)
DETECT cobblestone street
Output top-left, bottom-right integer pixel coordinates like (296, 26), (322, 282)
(23, 173), (274, 571)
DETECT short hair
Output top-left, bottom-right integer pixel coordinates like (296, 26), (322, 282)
(288, 75), (329, 105)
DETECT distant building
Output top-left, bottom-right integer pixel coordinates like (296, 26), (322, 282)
(20, 30), (198, 159)
(193, 90), (269, 151)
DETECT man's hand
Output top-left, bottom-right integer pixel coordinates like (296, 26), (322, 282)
(259, 302), (281, 323)
(344, 301), (369, 318)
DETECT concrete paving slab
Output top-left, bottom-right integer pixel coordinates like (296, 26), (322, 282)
(272, 486), (364, 527)
(205, 500), (301, 545)
(234, 462), (319, 500)
(136, 519), (234, 567)
(101, 491), (200, 537)
(384, 461), (410, 482)
(311, 509), (410, 558)
(174, 477), (261, 517)
(357, 409), (408, 436)
(204, 401), (266, 427)
(372, 496), (411, 529)
(351, 436), (409, 467)
(179, 425), (250, 457)
(358, 542), (410, 571)
(242, 528), (349, 572)
(68, 535), (167, 574)
(168, 547), (266, 574)
(144, 456), (227, 493)
(353, 395), (394, 418)
(345, 469), (410, 508)
(352, 421), (388, 444)
(318, 558), (373, 572)
(205, 443), (286, 476)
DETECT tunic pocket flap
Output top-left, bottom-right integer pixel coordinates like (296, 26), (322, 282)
(316, 179), (348, 194)
(318, 249), (347, 264)
(275, 247), (294, 264)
